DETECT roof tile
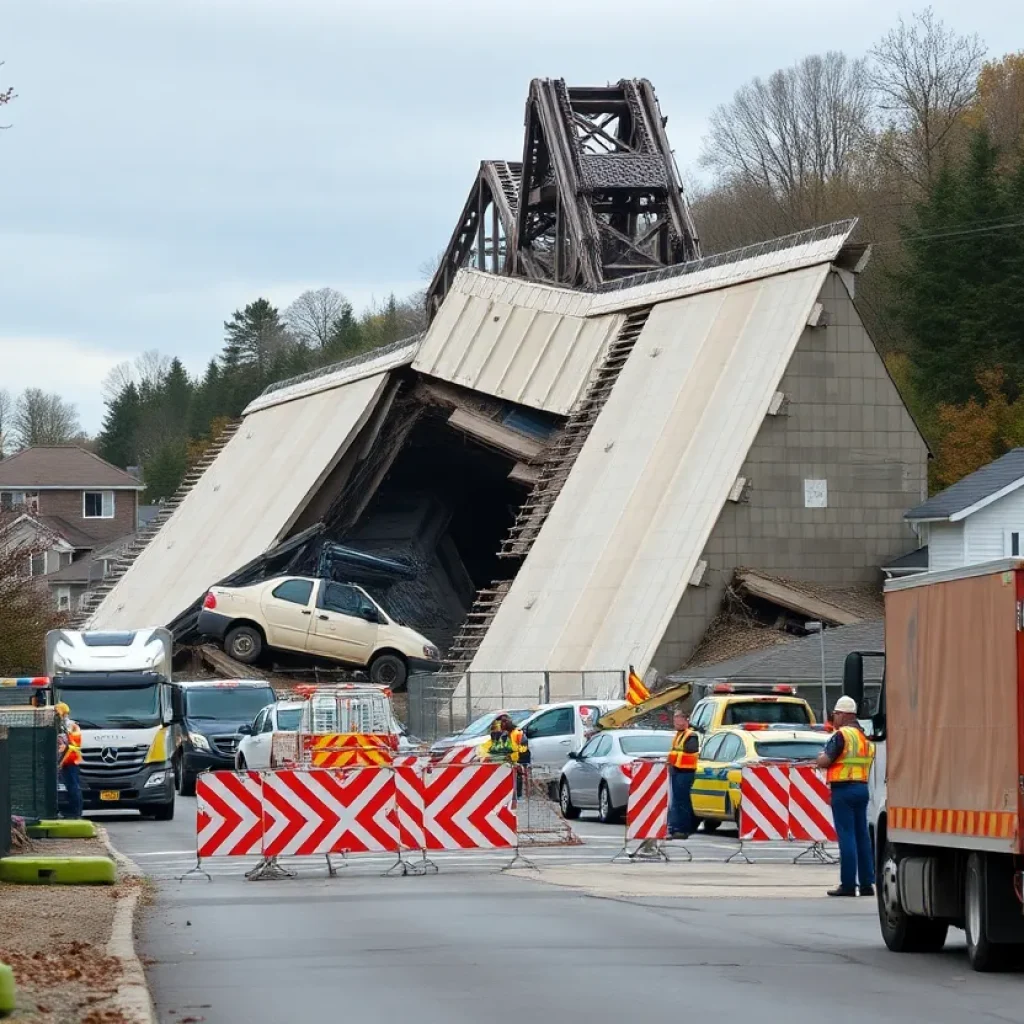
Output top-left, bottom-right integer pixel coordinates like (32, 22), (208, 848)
(905, 448), (1024, 520)
(0, 447), (143, 489)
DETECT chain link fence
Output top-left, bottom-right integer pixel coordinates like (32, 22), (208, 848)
(406, 670), (626, 742)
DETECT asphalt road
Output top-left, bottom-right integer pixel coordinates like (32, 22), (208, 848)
(103, 802), (1024, 1024)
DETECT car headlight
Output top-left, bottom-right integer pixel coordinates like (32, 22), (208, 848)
(145, 772), (168, 788)
(189, 732), (211, 752)
(423, 645), (440, 660)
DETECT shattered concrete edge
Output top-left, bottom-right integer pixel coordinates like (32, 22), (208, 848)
(97, 826), (158, 1024)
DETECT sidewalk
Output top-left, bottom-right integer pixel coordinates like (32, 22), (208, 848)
(507, 859), (839, 899)
(0, 833), (149, 1024)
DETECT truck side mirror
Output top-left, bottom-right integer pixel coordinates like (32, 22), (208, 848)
(842, 653), (865, 716)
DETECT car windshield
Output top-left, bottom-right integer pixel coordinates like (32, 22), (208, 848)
(619, 735), (673, 755)
(52, 685), (160, 730)
(460, 710), (532, 739)
(722, 701), (811, 726)
(754, 740), (825, 760)
(186, 687), (277, 721)
(276, 708), (302, 731)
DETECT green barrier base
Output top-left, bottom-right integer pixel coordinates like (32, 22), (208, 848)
(26, 820), (97, 840)
(0, 962), (15, 1017)
(0, 856), (117, 886)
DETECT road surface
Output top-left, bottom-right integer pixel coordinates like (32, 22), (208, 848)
(103, 801), (1023, 1024)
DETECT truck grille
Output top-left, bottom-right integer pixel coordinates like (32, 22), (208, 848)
(211, 735), (239, 758)
(81, 744), (149, 777)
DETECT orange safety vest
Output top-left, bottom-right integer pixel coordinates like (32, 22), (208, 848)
(60, 720), (83, 768)
(668, 728), (698, 771)
(826, 726), (873, 784)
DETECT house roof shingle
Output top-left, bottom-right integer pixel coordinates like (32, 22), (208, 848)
(36, 515), (102, 549)
(669, 619), (885, 685)
(0, 447), (143, 489)
(44, 534), (137, 584)
(905, 448), (1024, 521)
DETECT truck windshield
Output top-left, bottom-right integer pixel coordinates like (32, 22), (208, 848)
(53, 685), (160, 730)
(185, 688), (276, 720)
(722, 702), (811, 726)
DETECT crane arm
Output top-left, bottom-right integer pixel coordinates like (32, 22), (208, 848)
(597, 682), (692, 730)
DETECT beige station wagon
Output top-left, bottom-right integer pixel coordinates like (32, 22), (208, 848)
(197, 575), (441, 689)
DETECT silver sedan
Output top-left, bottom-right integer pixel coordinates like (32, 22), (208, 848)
(558, 729), (674, 824)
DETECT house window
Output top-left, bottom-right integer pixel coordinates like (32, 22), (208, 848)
(0, 491), (39, 512)
(1005, 531), (1022, 558)
(59, 551), (73, 569)
(28, 552), (46, 577)
(56, 586), (71, 612)
(83, 491), (115, 519)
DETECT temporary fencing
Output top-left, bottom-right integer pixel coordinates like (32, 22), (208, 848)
(188, 758), (536, 880)
(613, 759), (688, 862)
(728, 763), (837, 864)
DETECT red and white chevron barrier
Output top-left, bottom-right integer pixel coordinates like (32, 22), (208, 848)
(262, 768), (398, 857)
(788, 765), (837, 843)
(196, 771), (263, 858)
(421, 762), (516, 850)
(738, 764), (790, 841)
(624, 760), (669, 842)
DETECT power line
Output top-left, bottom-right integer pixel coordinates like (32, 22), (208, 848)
(868, 218), (1024, 248)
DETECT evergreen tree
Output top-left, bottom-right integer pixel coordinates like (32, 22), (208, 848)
(143, 440), (189, 503)
(97, 382), (142, 468)
(161, 358), (193, 432)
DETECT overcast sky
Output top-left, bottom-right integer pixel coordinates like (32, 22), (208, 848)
(2, 0), (1019, 433)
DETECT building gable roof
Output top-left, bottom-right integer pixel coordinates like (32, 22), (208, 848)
(0, 446), (143, 490)
(905, 449), (1024, 522)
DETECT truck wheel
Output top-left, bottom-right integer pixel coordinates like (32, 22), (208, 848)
(878, 841), (948, 953)
(370, 653), (406, 689)
(151, 799), (175, 822)
(964, 852), (1018, 971)
(225, 625), (262, 664)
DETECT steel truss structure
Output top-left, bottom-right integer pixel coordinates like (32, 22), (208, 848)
(426, 78), (701, 319)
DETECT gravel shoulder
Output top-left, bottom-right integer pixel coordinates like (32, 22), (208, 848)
(0, 835), (145, 1024)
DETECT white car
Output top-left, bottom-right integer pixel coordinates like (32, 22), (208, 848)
(235, 701), (304, 770)
(432, 700), (626, 770)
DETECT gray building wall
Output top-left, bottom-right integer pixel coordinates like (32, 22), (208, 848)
(651, 270), (928, 674)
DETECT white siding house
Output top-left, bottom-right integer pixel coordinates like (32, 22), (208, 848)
(906, 449), (1024, 572)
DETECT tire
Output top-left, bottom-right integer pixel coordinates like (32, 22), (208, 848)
(225, 625), (262, 664)
(877, 840), (948, 954)
(178, 765), (197, 798)
(700, 818), (721, 833)
(369, 653), (407, 689)
(731, 798), (743, 837)
(963, 852), (1022, 971)
(559, 779), (581, 820)
(597, 783), (620, 824)
(151, 800), (175, 822)
(236, 754), (247, 772)
(172, 755), (182, 792)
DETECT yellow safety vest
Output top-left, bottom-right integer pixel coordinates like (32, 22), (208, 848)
(826, 726), (874, 784)
(668, 729), (698, 771)
(60, 720), (83, 768)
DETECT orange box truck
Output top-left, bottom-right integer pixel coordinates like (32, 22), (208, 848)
(843, 560), (1024, 972)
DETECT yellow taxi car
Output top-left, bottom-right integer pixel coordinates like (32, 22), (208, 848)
(690, 724), (828, 832)
(688, 683), (818, 733)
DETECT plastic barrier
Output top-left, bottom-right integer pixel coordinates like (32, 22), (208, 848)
(195, 771), (263, 863)
(421, 761), (516, 851)
(613, 760), (683, 862)
(303, 732), (397, 767)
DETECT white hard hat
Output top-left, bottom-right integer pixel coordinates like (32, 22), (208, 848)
(833, 695), (858, 714)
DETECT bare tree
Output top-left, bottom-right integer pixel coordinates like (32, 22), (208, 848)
(0, 388), (13, 457)
(701, 51), (873, 228)
(868, 7), (986, 188)
(134, 349), (171, 394)
(285, 288), (351, 349)
(0, 61), (14, 130)
(102, 361), (135, 403)
(13, 389), (81, 448)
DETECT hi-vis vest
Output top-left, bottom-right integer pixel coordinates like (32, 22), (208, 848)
(668, 729), (698, 771)
(826, 726), (874, 784)
(60, 720), (83, 768)
(483, 733), (514, 762)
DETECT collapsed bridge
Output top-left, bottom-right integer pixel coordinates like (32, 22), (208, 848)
(81, 78), (926, 709)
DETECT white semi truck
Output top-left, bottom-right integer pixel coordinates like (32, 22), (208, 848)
(46, 627), (176, 820)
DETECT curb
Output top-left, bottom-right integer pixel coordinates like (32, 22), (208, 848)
(97, 827), (158, 1024)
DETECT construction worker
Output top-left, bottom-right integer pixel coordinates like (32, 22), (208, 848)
(667, 709), (699, 839)
(502, 715), (530, 766)
(55, 702), (83, 820)
(478, 719), (515, 763)
(817, 695), (875, 897)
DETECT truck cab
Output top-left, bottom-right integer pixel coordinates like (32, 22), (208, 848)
(46, 628), (176, 820)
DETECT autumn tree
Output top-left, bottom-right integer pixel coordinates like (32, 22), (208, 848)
(12, 389), (81, 447)
(966, 53), (1024, 166)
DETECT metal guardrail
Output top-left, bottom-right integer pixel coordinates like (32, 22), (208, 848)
(407, 670), (626, 742)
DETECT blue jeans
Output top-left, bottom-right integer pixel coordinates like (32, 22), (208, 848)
(61, 764), (83, 819)
(668, 768), (696, 835)
(830, 782), (873, 891)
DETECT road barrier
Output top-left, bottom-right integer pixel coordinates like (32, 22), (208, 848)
(728, 763), (838, 864)
(188, 760), (532, 880)
(303, 732), (397, 768)
(612, 760), (688, 862)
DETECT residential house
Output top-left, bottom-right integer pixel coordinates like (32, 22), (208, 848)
(0, 446), (144, 609)
(904, 448), (1024, 572)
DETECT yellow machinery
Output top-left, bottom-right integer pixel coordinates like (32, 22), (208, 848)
(596, 682), (692, 730)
